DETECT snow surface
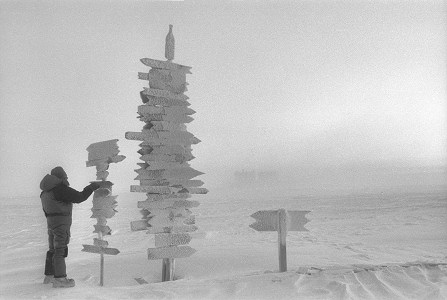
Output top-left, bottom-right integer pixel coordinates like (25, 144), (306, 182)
(1, 185), (446, 299)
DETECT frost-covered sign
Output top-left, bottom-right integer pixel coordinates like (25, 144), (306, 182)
(250, 209), (310, 272)
(125, 25), (207, 282)
(83, 139), (125, 286)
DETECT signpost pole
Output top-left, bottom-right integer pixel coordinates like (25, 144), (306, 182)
(277, 209), (288, 272)
(99, 230), (104, 286)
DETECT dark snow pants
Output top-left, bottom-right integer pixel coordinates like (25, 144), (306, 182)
(45, 224), (70, 278)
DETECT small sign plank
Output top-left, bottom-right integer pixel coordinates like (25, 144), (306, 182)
(249, 210), (278, 231)
(249, 210), (310, 232)
(86, 155), (126, 167)
(138, 160), (190, 171)
(140, 153), (194, 163)
(145, 193), (191, 202)
(91, 207), (116, 219)
(149, 121), (188, 131)
(131, 219), (149, 231)
(93, 225), (112, 235)
(135, 167), (204, 180)
(140, 58), (192, 73)
(82, 244), (120, 255)
(138, 199), (200, 210)
(138, 105), (195, 116)
(287, 211), (311, 231)
(147, 245), (196, 260)
(155, 233), (191, 247)
(93, 238), (109, 248)
(92, 195), (118, 209)
(139, 91), (191, 107)
(146, 224), (198, 234)
(142, 87), (189, 101)
(139, 179), (204, 188)
(130, 185), (181, 194)
(137, 114), (194, 124)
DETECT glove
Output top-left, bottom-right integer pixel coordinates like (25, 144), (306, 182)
(88, 182), (101, 191)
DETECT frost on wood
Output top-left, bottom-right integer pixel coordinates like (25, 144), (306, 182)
(83, 139), (125, 259)
(126, 25), (206, 267)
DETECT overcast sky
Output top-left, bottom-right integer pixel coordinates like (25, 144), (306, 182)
(0, 0), (446, 197)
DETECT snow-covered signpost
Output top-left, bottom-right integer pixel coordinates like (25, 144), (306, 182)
(126, 25), (207, 282)
(83, 139), (125, 286)
(250, 209), (310, 272)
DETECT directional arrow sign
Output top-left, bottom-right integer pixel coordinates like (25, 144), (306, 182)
(250, 210), (310, 232)
(142, 87), (189, 101)
(92, 195), (118, 209)
(138, 199), (200, 210)
(149, 121), (188, 131)
(82, 244), (120, 255)
(139, 90), (191, 107)
(135, 167), (204, 180)
(147, 246), (196, 260)
(140, 58), (192, 74)
(93, 225), (112, 235)
(155, 233), (192, 247)
(146, 225), (198, 234)
(91, 207), (117, 219)
(130, 185), (181, 194)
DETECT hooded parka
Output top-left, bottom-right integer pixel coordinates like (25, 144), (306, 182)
(40, 172), (96, 278)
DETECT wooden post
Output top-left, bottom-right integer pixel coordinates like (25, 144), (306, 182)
(277, 209), (287, 272)
(162, 258), (175, 281)
(98, 230), (104, 286)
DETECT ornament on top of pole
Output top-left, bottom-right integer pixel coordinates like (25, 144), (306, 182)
(165, 24), (175, 62)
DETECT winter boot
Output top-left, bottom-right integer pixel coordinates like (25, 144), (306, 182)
(43, 275), (54, 284)
(52, 277), (75, 288)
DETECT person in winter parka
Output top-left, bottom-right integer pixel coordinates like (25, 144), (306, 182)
(40, 166), (100, 288)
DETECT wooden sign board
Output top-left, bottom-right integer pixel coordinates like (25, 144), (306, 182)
(155, 233), (191, 247)
(142, 87), (189, 101)
(138, 160), (190, 171)
(135, 167), (204, 180)
(130, 185), (181, 194)
(140, 153), (194, 163)
(148, 68), (187, 94)
(93, 188), (112, 198)
(138, 199), (200, 210)
(82, 244), (120, 255)
(91, 207), (117, 219)
(92, 195), (118, 209)
(147, 245), (196, 260)
(86, 155), (126, 167)
(138, 105), (195, 116)
(93, 238), (109, 248)
(139, 179), (204, 188)
(140, 58), (192, 73)
(146, 225), (198, 234)
(137, 114), (194, 124)
(139, 91), (191, 107)
(93, 224), (112, 235)
(146, 193), (191, 201)
(250, 210), (310, 232)
(149, 121), (188, 131)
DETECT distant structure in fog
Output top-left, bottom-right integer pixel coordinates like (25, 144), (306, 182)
(234, 170), (278, 185)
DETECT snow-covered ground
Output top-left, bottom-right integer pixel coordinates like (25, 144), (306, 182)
(1, 185), (446, 299)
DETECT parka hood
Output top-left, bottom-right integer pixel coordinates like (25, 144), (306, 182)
(40, 174), (63, 192)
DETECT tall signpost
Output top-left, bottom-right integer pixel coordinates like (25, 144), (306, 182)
(126, 25), (207, 282)
(83, 139), (126, 286)
(250, 209), (310, 272)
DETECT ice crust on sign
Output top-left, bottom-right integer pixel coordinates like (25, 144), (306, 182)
(125, 25), (207, 261)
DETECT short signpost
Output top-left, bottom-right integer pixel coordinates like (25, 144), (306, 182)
(83, 139), (125, 286)
(250, 209), (310, 272)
